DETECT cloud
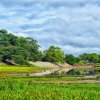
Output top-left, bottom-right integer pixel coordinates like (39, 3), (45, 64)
(0, 0), (100, 55)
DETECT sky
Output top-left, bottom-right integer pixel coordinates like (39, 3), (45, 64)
(0, 0), (100, 55)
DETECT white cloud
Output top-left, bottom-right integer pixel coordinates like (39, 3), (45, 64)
(0, 0), (100, 55)
(14, 32), (29, 37)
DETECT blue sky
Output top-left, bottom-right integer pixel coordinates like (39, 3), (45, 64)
(0, 0), (100, 55)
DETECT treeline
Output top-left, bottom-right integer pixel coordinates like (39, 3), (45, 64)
(65, 53), (100, 65)
(0, 29), (100, 65)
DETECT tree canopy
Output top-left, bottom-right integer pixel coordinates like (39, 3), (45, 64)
(43, 46), (65, 64)
(65, 54), (80, 65)
(1, 29), (100, 66)
(79, 53), (100, 63)
(0, 29), (42, 65)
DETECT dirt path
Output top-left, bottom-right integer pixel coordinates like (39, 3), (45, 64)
(33, 80), (100, 84)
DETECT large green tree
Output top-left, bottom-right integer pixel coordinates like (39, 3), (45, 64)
(79, 53), (90, 62)
(0, 29), (42, 65)
(88, 53), (99, 63)
(65, 54), (80, 65)
(43, 46), (65, 63)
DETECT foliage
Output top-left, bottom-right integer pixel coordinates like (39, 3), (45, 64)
(0, 81), (99, 100)
(43, 46), (65, 63)
(65, 54), (80, 65)
(1, 29), (100, 65)
(79, 53), (99, 63)
(67, 69), (89, 75)
(11, 55), (29, 65)
(0, 29), (42, 65)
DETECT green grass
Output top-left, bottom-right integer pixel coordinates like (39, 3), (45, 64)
(0, 75), (99, 83)
(0, 63), (99, 99)
(0, 76), (83, 82)
(96, 67), (100, 70)
(94, 63), (100, 70)
(0, 80), (99, 100)
(0, 65), (48, 73)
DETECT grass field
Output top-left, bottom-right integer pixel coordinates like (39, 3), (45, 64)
(0, 65), (48, 74)
(0, 75), (99, 83)
(0, 75), (100, 100)
(95, 63), (100, 70)
(0, 63), (100, 100)
(0, 80), (100, 100)
(0, 76), (89, 82)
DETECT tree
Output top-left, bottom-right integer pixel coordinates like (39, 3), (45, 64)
(0, 29), (42, 65)
(79, 53), (90, 62)
(11, 55), (29, 65)
(65, 54), (80, 65)
(79, 53), (99, 63)
(89, 53), (99, 63)
(43, 46), (65, 63)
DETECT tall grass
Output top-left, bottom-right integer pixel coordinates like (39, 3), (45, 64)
(0, 80), (100, 100)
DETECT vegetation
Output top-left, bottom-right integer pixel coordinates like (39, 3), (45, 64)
(0, 29), (100, 99)
(0, 29), (42, 65)
(95, 63), (100, 70)
(79, 53), (100, 64)
(65, 54), (80, 65)
(65, 53), (100, 65)
(0, 75), (99, 82)
(0, 66), (48, 73)
(67, 69), (93, 75)
(0, 76), (84, 82)
(1, 29), (100, 66)
(43, 46), (65, 63)
(0, 29), (65, 65)
(0, 80), (99, 100)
